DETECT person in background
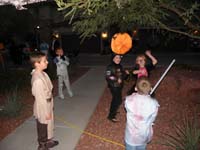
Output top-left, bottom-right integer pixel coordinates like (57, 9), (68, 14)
(40, 41), (49, 56)
(51, 33), (61, 59)
(54, 48), (73, 99)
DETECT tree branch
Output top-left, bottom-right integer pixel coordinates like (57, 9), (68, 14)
(152, 17), (200, 40)
(159, 3), (198, 30)
(177, 5), (200, 23)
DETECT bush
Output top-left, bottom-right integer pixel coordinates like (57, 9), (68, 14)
(0, 87), (22, 117)
(0, 69), (30, 94)
(159, 113), (200, 150)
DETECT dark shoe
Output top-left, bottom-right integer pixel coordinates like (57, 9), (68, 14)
(38, 145), (49, 150)
(46, 140), (59, 148)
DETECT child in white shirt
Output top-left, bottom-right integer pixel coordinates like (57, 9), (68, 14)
(125, 77), (159, 150)
(54, 48), (73, 99)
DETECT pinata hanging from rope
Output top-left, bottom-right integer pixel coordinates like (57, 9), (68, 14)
(111, 32), (132, 54)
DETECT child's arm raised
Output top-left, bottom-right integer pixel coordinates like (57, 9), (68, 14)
(145, 50), (157, 65)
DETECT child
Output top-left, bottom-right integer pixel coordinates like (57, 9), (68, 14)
(125, 77), (159, 150)
(105, 53), (129, 122)
(40, 41), (49, 56)
(133, 50), (157, 78)
(127, 50), (157, 95)
(30, 52), (58, 150)
(54, 48), (73, 99)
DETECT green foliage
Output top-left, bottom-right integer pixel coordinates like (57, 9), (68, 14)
(55, 0), (200, 40)
(0, 87), (22, 118)
(159, 113), (200, 150)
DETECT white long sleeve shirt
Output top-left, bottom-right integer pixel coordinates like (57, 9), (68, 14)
(125, 93), (159, 146)
(55, 56), (69, 76)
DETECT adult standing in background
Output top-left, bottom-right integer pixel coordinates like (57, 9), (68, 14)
(51, 32), (61, 59)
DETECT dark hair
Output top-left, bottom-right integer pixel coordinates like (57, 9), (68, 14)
(29, 51), (46, 68)
(111, 53), (123, 61)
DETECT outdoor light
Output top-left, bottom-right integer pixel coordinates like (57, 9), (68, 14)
(36, 26), (40, 29)
(133, 29), (137, 36)
(193, 30), (199, 35)
(101, 32), (108, 39)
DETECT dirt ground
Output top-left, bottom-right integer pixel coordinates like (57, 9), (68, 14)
(75, 66), (200, 150)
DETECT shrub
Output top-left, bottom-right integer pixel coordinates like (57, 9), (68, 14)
(0, 69), (30, 94)
(0, 87), (22, 117)
(159, 113), (200, 150)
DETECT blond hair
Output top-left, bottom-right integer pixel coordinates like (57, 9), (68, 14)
(136, 54), (146, 64)
(136, 77), (151, 95)
(30, 51), (46, 68)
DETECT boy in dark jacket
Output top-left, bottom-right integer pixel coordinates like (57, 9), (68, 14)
(105, 53), (129, 122)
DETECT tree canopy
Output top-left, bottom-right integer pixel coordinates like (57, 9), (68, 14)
(55, 0), (200, 40)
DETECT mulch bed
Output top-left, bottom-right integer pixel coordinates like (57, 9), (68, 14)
(0, 66), (90, 141)
(75, 66), (200, 150)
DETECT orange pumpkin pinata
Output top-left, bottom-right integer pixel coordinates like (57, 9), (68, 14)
(111, 33), (132, 54)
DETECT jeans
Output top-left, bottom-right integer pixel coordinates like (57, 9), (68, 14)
(125, 142), (146, 150)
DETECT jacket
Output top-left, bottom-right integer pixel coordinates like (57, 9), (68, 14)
(125, 93), (159, 146)
(105, 62), (126, 88)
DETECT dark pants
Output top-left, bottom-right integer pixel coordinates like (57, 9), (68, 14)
(108, 87), (122, 119)
(36, 119), (48, 145)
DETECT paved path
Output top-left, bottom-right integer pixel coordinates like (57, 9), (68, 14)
(0, 66), (106, 150)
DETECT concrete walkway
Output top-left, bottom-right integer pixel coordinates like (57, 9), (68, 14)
(0, 66), (106, 150)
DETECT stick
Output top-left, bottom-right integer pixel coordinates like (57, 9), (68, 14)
(150, 59), (176, 95)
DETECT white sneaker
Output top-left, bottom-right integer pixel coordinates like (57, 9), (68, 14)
(69, 91), (73, 97)
(58, 95), (64, 99)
